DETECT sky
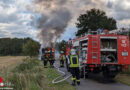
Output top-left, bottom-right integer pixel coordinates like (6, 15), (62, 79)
(0, 0), (130, 42)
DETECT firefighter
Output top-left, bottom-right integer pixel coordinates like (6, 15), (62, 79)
(50, 48), (55, 67)
(68, 48), (80, 86)
(42, 49), (48, 68)
(60, 51), (65, 67)
(41, 54), (45, 66)
(49, 48), (55, 67)
(48, 48), (52, 67)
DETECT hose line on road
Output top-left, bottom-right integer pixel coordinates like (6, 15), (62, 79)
(52, 63), (71, 84)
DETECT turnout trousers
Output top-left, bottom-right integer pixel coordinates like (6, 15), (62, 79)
(60, 60), (64, 67)
(43, 60), (48, 67)
(49, 60), (55, 67)
(70, 67), (80, 85)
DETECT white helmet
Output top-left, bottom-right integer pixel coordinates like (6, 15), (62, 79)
(70, 49), (76, 55)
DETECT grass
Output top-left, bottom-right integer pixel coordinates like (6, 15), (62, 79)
(115, 74), (130, 86)
(0, 56), (25, 69)
(1, 58), (42, 90)
(0, 57), (75, 90)
(115, 66), (130, 86)
(42, 66), (76, 90)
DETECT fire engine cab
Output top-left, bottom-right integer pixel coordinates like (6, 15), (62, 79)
(66, 31), (130, 79)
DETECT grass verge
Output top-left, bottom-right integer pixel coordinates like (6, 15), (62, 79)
(1, 58), (75, 90)
(115, 66), (130, 86)
(115, 74), (130, 86)
(42, 66), (76, 90)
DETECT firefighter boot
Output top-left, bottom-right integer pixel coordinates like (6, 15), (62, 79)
(72, 80), (76, 86)
(77, 80), (80, 85)
(71, 78), (76, 86)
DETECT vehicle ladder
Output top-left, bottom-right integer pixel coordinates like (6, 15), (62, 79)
(91, 31), (99, 64)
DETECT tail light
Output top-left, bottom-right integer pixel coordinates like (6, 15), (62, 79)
(90, 65), (95, 68)
(122, 68), (126, 71)
(91, 68), (94, 71)
(123, 65), (128, 69)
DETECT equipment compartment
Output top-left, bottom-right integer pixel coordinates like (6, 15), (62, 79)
(100, 37), (118, 63)
(79, 40), (88, 62)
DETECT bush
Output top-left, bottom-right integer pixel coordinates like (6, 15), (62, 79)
(13, 58), (39, 73)
(7, 58), (43, 90)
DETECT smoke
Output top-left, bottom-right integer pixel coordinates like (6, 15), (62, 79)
(37, 8), (71, 47)
(33, 0), (72, 47)
(32, 0), (106, 47)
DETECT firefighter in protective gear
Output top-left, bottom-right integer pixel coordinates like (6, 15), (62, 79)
(68, 49), (80, 86)
(60, 51), (66, 67)
(49, 48), (55, 67)
(51, 48), (55, 67)
(44, 51), (49, 68)
(48, 49), (52, 67)
(41, 49), (48, 68)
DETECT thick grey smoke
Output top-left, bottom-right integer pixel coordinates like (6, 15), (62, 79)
(37, 8), (71, 47)
(33, 0), (106, 47)
(34, 0), (72, 47)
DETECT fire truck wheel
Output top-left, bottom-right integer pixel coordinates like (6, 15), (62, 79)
(80, 74), (88, 79)
(103, 71), (116, 79)
(85, 74), (89, 79)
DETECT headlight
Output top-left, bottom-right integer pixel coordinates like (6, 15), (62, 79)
(122, 51), (128, 56)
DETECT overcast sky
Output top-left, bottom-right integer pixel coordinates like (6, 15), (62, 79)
(0, 0), (130, 42)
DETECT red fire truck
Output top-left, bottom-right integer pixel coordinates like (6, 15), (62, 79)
(66, 31), (130, 79)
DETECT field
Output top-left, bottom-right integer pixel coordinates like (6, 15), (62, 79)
(0, 56), (25, 68)
(0, 56), (25, 73)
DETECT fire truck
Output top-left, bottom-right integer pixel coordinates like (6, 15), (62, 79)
(66, 31), (130, 79)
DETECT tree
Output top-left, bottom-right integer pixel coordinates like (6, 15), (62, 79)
(76, 8), (117, 36)
(22, 40), (40, 57)
(56, 40), (67, 53)
(0, 38), (39, 56)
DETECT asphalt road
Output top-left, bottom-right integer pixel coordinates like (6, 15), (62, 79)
(55, 60), (130, 90)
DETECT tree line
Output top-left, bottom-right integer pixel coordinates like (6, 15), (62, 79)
(0, 38), (40, 56)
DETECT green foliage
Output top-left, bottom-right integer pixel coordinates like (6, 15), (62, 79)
(43, 66), (76, 90)
(8, 58), (43, 90)
(76, 8), (117, 36)
(56, 40), (67, 53)
(0, 38), (39, 56)
(13, 58), (39, 72)
(1, 57), (76, 90)
(22, 40), (40, 57)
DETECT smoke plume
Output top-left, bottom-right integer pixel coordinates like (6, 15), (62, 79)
(33, 0), (106, 47)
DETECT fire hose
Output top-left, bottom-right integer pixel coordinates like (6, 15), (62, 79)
(105, 54), (116, 62)
(52, 62), (71, 84)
